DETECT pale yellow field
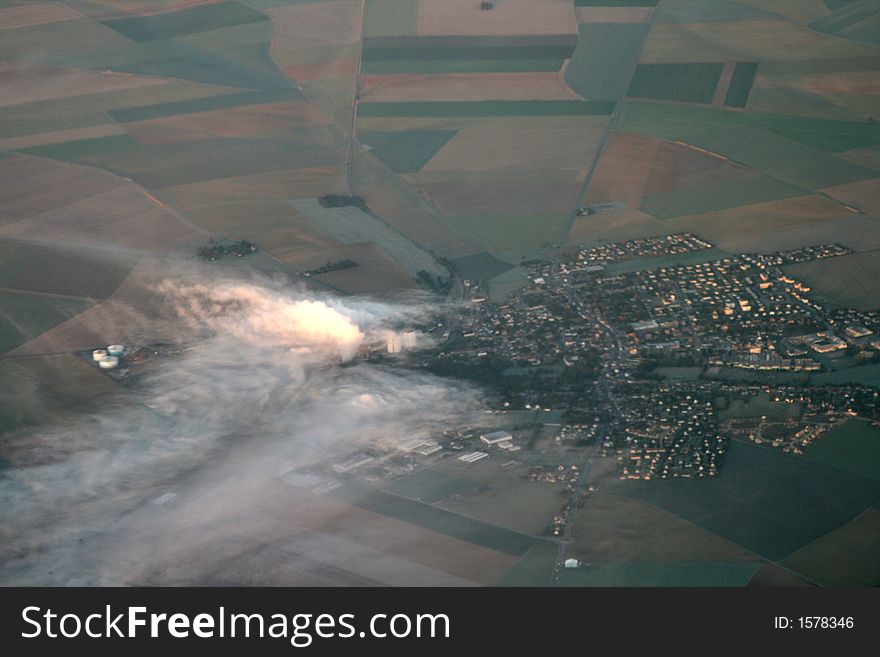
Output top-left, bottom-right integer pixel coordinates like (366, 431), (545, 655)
(838, 145), (880, 172)
(358, 114), (608, 133)
(0, 2), (83, 31)
(0, 61), (171, 108)
(174, 199), (341, 260)
(584, 131), (751, 208)
(666, 195), (880, 253)
(162, 166), (345, 207)
(307, 243), (419, 296)
(823, 178), (880, 218)
(736, 0), (831, 24)
(0, 155), (125, 222)
(569, 494), (754, 562)
(10, 259), (180, 355)
(418, 0), (577, 36)
(568, 207), (671, 247)
(360, 71), (579, 102)
(0, 124), (126, 151)
(0, 154), (205, 252)
(351, 148), (482, 257)
(268, 0), (361, 51)
(125, 101), (331, 145)
(421, 124), (605, 173)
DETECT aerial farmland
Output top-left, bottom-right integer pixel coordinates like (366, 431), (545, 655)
(1, 0), (879, 590)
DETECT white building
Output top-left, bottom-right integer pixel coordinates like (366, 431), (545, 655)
(480, 430), (513, 446)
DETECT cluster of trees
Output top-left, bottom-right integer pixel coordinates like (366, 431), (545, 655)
(417, 269), (452, 295)
(303, 259), (358, 276)
(196, 239), (256, 260)
(318, 194), (368, 211)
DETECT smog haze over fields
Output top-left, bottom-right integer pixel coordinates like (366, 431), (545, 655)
(1, 0), (879, 587)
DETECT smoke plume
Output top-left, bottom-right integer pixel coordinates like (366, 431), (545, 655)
(0, 273), (483, 585)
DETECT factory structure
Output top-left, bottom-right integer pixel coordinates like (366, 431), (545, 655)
(386, 330), (418, 354)
(92, 344), (125, 370)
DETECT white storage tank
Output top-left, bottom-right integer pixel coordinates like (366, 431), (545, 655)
(92, 349), (108, 362)
(98, 356), (119, 370)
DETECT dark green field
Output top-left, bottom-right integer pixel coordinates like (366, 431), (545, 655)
(557, 562), (760, 587)
(604, 247), (728, 273)
(387, 469), (478, 504)
(359, 101), (616, 118)
(103, 2), (269, 42)
(361, 36), (576, 75)
(360, 130), (456, 173)
(803, 419), (880, 481)
(349, 489), (536, 556)
(724, 62), (759, 108)
(451, 252), (516, 281)
(627, 63), (724, 104)
(495, 543), (558, 586)
(607, 439), (880, 561)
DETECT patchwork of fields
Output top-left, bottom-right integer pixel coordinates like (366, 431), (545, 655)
(2, 0), (880, 587)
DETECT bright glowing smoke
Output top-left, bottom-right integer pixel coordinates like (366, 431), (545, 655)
(0, 274), (483, 585)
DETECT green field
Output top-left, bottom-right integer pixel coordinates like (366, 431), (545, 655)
(782, 509), (880, 586)
(387, 469), (478, 504)
(108, 88), (303, 123)
(103, 2), (269, 42)
(360, 130), (456, 173)
(349, 489), (536, 556)
(565, 23), (651, 101)
(19, 135), (139, 161)
(557, 562), (760, 587)
(811, 363), (880, 387)
(359, 101), (616, 118)
(627, 63), (724, 104)
(604, 247), (728, 273)
(496, 543), (557, 586)
(655, 366), (703, 380)
(451, 252), (516, 281)
(724, 62), (759, 108)
(607, 439), (880, 560)
(0, 292), (93, 353)
(717, 392), (802, 420)
(446, 213), (571, 254)
(640, 175), (804, 219)
(617, 102), (879, 189)
(803, 419), (880, 481)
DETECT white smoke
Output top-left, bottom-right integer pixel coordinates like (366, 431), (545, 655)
(0, 274), (483, 585)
